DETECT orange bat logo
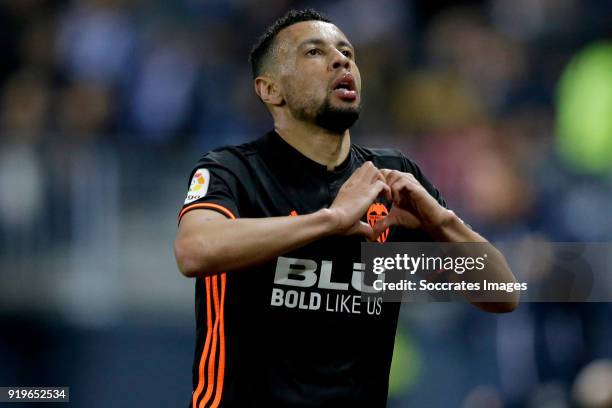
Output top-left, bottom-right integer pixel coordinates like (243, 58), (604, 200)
(367, 203), (389, 243)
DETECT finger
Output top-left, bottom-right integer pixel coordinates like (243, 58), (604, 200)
(392, 178), (436, 211)
(385, 169), (403, 187)
(390, 206), (422, 229)
(361, 161), (376, 174)
(403, 172), (426, 191)
(365, 163), (384, 183)
(372, 215), (393, 238)
(390, 179), (411, 205)
(368, 169), (386, 186)
(354, 221), (375, 241)
(379, 182), (392, 202)
(353, 161), (374, 180)
(404, 172), (418, 183)
(386, 171), (423, 195)
(372, 180), (392, 202)
(362, 161), (375, 168)
(361, 162), (383, 183)
(392, 178), (424, 204)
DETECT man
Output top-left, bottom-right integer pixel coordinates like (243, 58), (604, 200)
(174, 9), (518, 408)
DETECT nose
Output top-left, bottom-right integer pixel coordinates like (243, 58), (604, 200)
(329, 49), (350, 71)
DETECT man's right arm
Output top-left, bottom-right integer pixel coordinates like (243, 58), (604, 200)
(175, 209), (338, 277)
(174, 161), (390, 278)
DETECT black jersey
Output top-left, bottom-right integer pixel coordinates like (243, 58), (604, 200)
(178, 130), (446, 408)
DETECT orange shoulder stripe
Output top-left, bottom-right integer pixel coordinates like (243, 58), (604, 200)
(179, 203), (237, 221)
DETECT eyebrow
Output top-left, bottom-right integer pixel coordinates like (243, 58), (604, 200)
(298, 38), (354, 51)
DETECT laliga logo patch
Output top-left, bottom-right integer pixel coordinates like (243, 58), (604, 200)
(367, 202), (389, 243)
(184, 168), (210, 204)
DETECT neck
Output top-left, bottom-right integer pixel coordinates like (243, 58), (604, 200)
(273, 118), (351, 171)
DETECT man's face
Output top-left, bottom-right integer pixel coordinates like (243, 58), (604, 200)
(273, 21), (362, 133)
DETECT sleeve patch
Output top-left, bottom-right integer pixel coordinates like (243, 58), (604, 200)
(184, 168), (211, 204)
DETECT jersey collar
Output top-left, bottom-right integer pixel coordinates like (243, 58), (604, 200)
(261, 130), (354, 179)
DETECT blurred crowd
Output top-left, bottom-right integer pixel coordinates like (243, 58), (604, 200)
(1, 0), (611, 239)
(1, 0), (611, 407)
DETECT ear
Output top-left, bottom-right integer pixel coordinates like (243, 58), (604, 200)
(254, 75), (284, 106)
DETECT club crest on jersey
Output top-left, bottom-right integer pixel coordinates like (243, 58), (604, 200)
(184, 168), (210, 204)
(367, 202), (389, 243)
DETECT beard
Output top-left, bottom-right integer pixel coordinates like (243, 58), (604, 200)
(287, 92), (361, 134)
(313, 98), (361, 134)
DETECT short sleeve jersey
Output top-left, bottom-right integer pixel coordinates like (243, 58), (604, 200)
(178, 130), (446, 408)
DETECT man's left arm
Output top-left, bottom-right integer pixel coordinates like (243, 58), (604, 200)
(373, 169), (519, 313)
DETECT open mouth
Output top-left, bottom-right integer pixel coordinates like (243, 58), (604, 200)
(332, 74), (357, 101)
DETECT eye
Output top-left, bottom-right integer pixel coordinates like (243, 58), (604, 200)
(341, 50), (353, 58)
(306, 48), (321, 56)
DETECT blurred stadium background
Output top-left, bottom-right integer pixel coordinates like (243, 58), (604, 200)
(1, 0), (612, 406)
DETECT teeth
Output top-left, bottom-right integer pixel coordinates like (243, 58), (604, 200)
(334, 78), (355, 91)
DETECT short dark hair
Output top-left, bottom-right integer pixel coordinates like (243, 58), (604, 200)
(249, 9), (331, 78)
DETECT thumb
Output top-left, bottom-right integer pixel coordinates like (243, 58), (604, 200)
(388, 206), (422, 229)
(354, 221), (376, 241)
(372, 212), (397, 239)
